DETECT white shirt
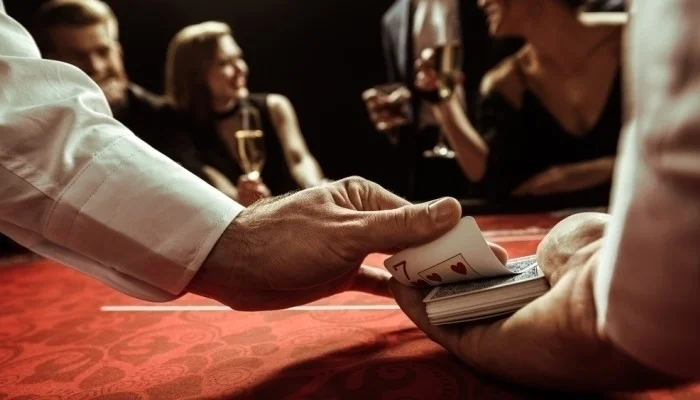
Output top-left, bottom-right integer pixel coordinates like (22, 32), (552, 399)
(412, 0), (462, 129)
(595, 0), (700, 379)
(0, 2), (243, 302)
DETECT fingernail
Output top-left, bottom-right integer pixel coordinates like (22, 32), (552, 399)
(428, 197), (456, 224)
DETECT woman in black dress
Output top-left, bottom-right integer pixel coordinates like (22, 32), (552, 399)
(165, 21), (327, 206)
(415, 0), (623, 203)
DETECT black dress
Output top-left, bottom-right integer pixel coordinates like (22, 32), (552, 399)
(475, 63), (623, 203)
(116, 84), (211, 183)
(188, 93), (297, 196)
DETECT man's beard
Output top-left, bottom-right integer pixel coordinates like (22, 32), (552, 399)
(99, 76), (128, 116)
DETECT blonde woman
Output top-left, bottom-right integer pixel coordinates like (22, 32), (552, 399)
(165, 21), (326, 205)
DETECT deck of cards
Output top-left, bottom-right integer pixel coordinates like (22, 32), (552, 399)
(384, 217), (550, 325)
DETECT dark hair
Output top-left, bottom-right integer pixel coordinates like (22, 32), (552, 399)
(32, 0), (118, 55)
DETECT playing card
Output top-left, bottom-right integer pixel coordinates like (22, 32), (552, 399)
(383, 217), (511, 287)
(416, 253), (478, 286)
(423, 264), (544, 302)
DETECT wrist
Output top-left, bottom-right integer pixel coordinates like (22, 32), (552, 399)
(417, 74), (459, 104)
(186, 214), (251, 302)
(418, 84), (454, 104)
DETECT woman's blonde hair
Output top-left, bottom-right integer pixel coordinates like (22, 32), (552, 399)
(165, 21), (232, 123)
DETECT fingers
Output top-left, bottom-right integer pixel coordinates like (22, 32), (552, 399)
(238, 180), (258, 191)
(364, 88), (409, 132)
(237, 183), (270, 206)
(415, 56), (425, 71)
(360, 197), (462, 253)
(415, 70), (429, 90)
(361, 88), (379, 102)
(363, 89), (390, 110)
(238, 177), (270, 194)
(348, 264), (392, 298)
(363, 90), (385, 125)
(489, 242), (509, 265)
(389, 278), (462, 352)
(536, 212), (609, 285)
(415, 68), (440, 93)
(387, 86), (411, 103)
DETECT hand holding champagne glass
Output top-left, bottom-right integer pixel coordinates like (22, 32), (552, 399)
(414, 41), (463, 102)
(362, 83), (412, 144)
(415, 41), (463, 159)
(233, 104), (270, 205)
(236, 174), (271, 206)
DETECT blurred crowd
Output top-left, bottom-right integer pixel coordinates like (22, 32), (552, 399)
(1, 0), (626, 255)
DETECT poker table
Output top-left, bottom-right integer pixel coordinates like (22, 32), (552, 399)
(1, 211), (699, 399)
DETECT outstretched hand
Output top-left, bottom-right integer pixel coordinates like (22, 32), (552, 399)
(189, 177), (462, 310)
(391, 212), (685, 391)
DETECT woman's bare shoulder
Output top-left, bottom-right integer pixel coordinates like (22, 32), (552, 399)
(479, 49), (530, 109)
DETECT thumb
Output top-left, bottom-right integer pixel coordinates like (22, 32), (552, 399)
(362, 197), (461, 253)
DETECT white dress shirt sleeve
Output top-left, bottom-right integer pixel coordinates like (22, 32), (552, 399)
(595, 0), (700, 379)
(0, 3), (244, 302)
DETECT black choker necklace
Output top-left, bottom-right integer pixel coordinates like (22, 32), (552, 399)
(212, 102), (241, 120)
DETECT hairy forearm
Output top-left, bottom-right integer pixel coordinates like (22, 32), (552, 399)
(432, 97), (489, 181)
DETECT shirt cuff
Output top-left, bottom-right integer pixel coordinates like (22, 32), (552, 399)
(43, 131), (245, 297)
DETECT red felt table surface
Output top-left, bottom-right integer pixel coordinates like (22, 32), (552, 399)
(1, 213), (698, 399)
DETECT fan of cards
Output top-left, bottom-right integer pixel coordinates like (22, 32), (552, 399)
(384, 217), (550, 325)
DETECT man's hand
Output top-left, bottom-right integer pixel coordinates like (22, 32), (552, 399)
(236, 175), (271, 206)
(187, 177), (464, 311)
(391, 212), (687, 391)
(362, 86), (411, 132)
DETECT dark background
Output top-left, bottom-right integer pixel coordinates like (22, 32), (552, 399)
(6, 0), (399, 188)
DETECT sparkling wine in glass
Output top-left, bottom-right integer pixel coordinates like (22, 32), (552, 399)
(422, 41), (461, 159)
(234, 105), (266, 181)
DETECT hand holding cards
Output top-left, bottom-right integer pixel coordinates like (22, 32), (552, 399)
(384, 217), (549, 325)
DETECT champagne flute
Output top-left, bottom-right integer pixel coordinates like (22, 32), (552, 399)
(422, 41), (460, 159)
(234, 105), (266, 181)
